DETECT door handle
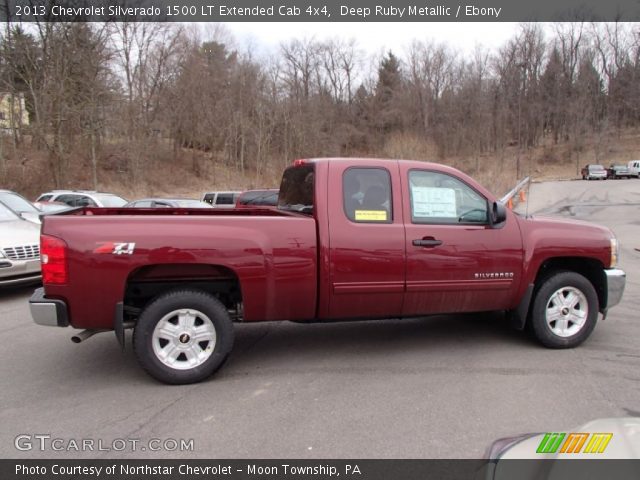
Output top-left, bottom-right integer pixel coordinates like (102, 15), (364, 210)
(412, 238), (443, 247)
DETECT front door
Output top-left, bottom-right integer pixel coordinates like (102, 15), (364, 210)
(401, 166), (524, 316)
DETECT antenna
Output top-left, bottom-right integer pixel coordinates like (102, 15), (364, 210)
(525, 178), (531, 218)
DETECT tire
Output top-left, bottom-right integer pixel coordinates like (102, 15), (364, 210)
(530, 271), (599, 348)
(133, 289), (234, 384)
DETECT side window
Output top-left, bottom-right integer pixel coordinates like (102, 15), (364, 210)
(408, 170), (488, 225)
(216, 194), (234, 205)
(133, 200), (153, 208)
(343, 168), (392, 223)
(76, 196), (97, 207)
(203, 194), (214, 204)
(38, 195), (53, 202)
(55, 195), (77, 207)
(153, 202), (171, 208)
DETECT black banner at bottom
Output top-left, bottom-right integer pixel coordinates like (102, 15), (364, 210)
(3, 459), (640, 480)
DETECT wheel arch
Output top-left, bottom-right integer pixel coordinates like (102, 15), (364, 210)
(532, 257), (606, 313)
(123, 263), (243, 319)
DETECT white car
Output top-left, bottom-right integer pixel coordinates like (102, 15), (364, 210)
(0, 203), (41, 287)
(36, 190), (127, 208)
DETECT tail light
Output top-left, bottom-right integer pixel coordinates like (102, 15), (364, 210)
(41, 234), (68, 284)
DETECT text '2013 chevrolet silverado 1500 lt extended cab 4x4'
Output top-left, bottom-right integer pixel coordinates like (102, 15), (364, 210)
(29, 158), (626, 384)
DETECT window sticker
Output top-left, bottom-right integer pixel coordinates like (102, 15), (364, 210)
(411, 187), (457, 218)
(354, 210), (388, 221)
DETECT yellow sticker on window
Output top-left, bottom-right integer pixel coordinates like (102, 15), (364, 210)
(354, 210), (388, 221)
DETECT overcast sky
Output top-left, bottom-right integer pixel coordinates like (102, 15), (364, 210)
(221, 22), (522, 58)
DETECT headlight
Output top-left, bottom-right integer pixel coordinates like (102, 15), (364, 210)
(610, 237), (619, 268)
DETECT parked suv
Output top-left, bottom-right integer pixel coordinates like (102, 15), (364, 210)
(628, 160), (640, 178)
(581, 164), (607, 180)
(201, 191), (241, 208)
(36, 190), (127, 208)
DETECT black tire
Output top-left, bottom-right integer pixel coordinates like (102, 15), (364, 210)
(530, 271), (599, 348)
(133, 289), (234, 384)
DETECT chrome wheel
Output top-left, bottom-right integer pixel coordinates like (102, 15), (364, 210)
(151, 308), (217, 370)
(545, 287), (588, 338)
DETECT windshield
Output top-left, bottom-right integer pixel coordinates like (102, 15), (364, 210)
(95, 194), (127, 207)
(0, 192), (39, 214)
(278, 165), (314, 214)
(0, 202), (20, 222)
(590, 165), (605, 172)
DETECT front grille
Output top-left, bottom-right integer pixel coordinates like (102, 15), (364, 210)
(3, 244), (40, 260)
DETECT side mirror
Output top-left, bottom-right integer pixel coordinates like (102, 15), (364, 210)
(491, 201), (507, 227)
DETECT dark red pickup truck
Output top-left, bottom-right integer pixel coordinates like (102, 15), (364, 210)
(30, 158), (626, 384)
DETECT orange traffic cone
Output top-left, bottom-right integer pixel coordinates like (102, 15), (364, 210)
(507, 198), (513, 209)
(519, 190), (526, 202)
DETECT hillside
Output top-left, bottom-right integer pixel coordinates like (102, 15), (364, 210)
(2, 128), (640, 202)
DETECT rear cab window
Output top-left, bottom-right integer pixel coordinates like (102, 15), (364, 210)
(278, 164), (315, 214)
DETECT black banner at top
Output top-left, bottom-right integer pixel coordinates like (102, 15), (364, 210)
(0, 0), (639, 22)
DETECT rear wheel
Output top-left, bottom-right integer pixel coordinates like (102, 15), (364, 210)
(530, 271), (598, 348)
(133, 289), (234, 384)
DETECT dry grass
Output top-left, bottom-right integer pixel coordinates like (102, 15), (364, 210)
(2, 127), (640, 201)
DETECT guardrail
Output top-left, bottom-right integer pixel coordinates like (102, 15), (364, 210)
(500, 176), (530, 209)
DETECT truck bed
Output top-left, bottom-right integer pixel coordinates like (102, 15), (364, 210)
(40, 208), (318, 329)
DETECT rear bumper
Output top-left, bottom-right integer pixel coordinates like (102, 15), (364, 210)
(605, 268), (626, 310)
(29, 287), (69, 327)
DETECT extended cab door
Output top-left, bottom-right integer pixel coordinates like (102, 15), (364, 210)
(400, 165), (524, 316)
(327, 160), (406, 319)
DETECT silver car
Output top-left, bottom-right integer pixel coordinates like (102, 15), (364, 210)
(0, 203), (41, 287)
(0, 189), (42, 224)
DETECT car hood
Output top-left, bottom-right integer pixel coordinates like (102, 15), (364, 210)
(0, 219), (41, 248)
(496, 417), (640, 459)
(521, 214), (613, 236)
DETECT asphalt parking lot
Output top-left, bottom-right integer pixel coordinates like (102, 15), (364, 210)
(1, 178), (639, 459)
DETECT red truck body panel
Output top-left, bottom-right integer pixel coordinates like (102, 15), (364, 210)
(43, 211), (317, 328)
(39, 158), (614, 331)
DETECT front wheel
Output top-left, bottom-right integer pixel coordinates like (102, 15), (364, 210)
(530, 271), (599, 348)
(133, 289), (234, 384)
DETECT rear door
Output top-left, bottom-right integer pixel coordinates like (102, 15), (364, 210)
(401, 165), (524, 316)
(327, 161), (406, 319)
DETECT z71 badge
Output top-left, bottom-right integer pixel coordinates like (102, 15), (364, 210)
(94, 242), (136, 255)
